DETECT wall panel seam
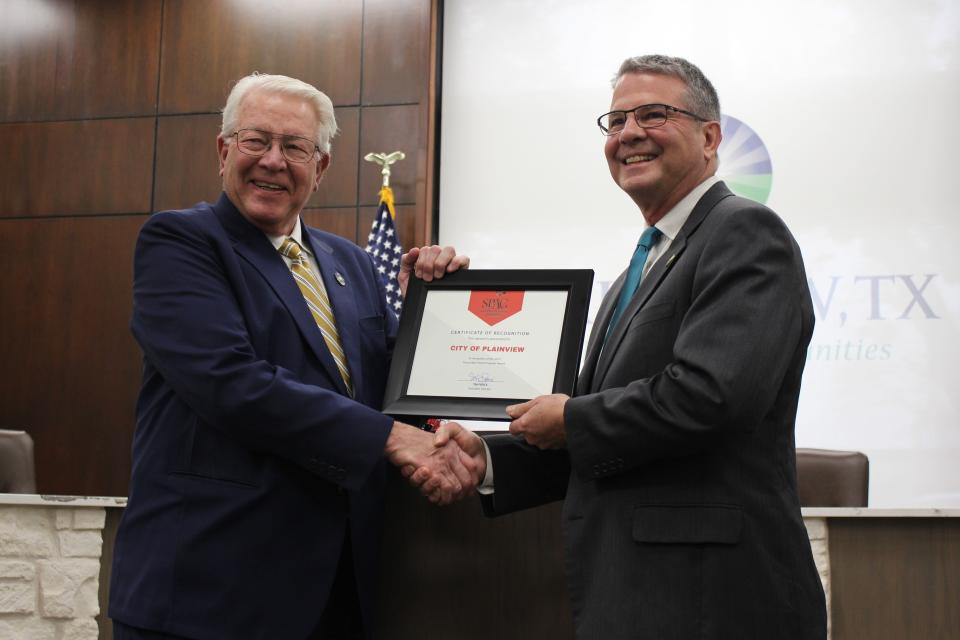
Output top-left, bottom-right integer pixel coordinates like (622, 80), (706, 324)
(150, 0), (167, 213)
(0, 213), (153, 222)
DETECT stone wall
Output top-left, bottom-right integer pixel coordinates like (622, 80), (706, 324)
(804, 516), (831, 639)
(0, 501), (107, 640)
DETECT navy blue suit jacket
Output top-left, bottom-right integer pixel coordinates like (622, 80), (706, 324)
(110, 194), (397, 639)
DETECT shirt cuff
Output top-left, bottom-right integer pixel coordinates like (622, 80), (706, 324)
(477, 437), (495, 495)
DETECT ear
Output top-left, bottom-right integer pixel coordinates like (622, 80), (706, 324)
(313, 152), (331, 192)
(217, 135), (228, 177)
(702, 121), (722, 161)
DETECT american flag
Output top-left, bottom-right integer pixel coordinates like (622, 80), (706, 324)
(365, 186), (404, 317)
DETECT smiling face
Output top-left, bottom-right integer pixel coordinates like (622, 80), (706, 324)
(217, 91), (330, 236)
(604, 72), (721, 224)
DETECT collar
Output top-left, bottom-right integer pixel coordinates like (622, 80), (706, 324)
(266, 217), (310, 256)
(650, 175), (721, 239)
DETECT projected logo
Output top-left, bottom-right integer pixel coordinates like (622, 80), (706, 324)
(717, 115), (772, 204)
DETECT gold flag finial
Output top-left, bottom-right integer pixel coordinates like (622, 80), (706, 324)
(363, 151), (406, 188)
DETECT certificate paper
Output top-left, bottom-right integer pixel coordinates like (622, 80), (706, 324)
(382, 269), (593, 421)
(407, 290), (568, 398)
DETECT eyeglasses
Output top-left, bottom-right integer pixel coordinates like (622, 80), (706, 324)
(230, 128), (321, 163)
(597, 103), (708, 135)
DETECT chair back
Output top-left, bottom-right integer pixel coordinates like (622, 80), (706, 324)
(0, 429), (37, 493)
(796, 448), (868, 507)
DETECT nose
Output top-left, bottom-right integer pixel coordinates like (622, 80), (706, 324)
(618, 114), (648, 142)
(258, 141), (287, 169)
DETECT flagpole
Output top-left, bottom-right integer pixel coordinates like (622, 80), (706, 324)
(363, 150), (437, 431)
(364, 151), (407, 317)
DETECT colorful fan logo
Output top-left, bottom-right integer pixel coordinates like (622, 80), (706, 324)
(717, 115), (772, 204)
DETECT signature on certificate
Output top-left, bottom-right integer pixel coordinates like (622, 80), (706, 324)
(460, 372), (499, 388)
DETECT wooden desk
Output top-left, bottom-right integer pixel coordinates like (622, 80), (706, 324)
(375, 469), (572, 639)
(803, 508), (960, 640)
(376, 472), (960, 640)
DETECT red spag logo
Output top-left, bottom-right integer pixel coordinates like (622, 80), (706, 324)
(468, 291), (524, 326)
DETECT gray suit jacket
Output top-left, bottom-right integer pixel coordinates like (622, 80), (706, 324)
(483, 182), (827, 639)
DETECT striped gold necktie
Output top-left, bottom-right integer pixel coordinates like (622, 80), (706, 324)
(278, 238), (352, 393)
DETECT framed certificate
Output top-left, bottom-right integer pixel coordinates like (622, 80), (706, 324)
(383, 269), (594, 421)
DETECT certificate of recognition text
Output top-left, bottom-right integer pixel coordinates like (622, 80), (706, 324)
(406, 289), (569, 399)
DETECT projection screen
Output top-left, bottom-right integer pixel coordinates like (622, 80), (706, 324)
(437, 0), (960, 507)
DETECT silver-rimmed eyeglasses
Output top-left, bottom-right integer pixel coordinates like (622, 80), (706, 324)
(230, 128), (321, 163)
(597, 103), (708, 135)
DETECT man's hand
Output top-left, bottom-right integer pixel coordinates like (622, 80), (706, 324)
(507, 394), (570, 449)
(404, 421), (486, 503)
(397, 245), (470, 298)
(384, 421), (478, 505)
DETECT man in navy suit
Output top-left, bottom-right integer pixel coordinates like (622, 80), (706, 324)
(109, 73), (474, 640)
(422, 55), (827, 638)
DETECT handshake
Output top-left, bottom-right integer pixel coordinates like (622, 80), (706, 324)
(383, 420), (485, 505)
(382, 393), (571, 505)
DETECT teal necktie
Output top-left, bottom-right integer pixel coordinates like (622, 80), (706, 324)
(606, 226), (663, 338)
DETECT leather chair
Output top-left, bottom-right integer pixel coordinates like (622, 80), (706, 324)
(796, 448), (869, 507)
(0, 429), (37, 493)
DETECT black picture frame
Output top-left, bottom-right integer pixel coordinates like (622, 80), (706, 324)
(383, 269), (594, 422)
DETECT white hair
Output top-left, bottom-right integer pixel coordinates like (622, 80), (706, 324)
(220, 73), (338, 153)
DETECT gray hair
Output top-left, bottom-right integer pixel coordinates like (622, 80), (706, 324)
(613, 55), (721, 122)
(221, 73), (338, 153)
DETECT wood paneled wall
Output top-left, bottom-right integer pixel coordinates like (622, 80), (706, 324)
(0, 0), (438, 496)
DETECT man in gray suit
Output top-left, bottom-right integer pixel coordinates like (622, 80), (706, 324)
(415, 54), (827, 639)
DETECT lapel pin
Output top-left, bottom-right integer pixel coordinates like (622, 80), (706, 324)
(335, 272), (346, 287)
(665, 254), (678, 268)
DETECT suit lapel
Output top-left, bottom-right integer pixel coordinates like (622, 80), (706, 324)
(589, 182), (735, 391)
(304, 228), (363, 397)
(591, 237), (687, 390)
(214, 196), (351, 395)
(577, 273), (622, 394)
